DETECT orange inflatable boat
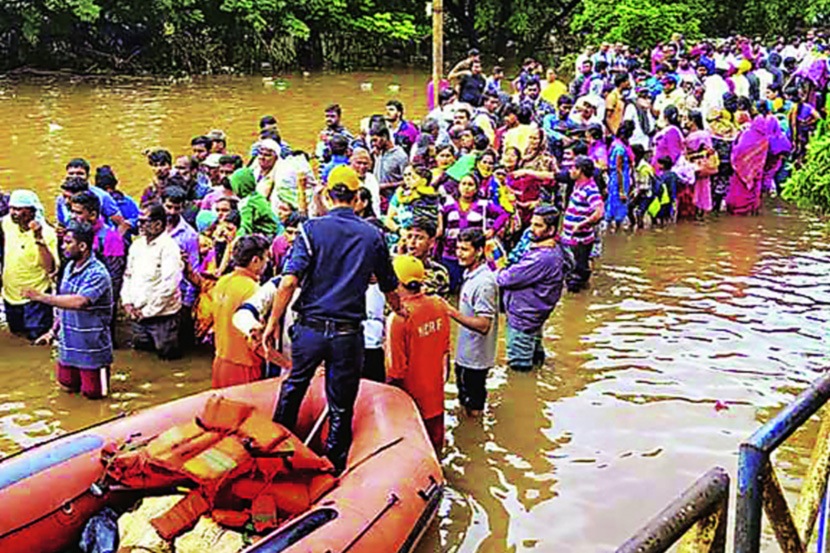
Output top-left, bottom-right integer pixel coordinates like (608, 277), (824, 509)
(0, 373), (444, 552)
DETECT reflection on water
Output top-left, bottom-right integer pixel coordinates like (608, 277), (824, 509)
(0, 75), (829, 552)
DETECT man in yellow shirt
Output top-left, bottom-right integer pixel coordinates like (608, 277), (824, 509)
(502, 104), (536, 155)
(541, 67), (568, 108)
(605, 73), (630, 136)
(0, 190), (58, 341)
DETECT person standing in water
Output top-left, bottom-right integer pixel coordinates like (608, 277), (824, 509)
(262, 165), (404, 473)
(27, 220), (113, 399)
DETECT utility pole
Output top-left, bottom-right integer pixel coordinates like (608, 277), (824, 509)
(432, 0), (444, 108)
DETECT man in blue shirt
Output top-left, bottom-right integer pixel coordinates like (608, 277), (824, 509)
(95, 166), (139, 243)
(262, 165), (404, 473)
(319, 134), (351, 184)
(58, 159), (127, 235)
(26, 220), (113, 399)
(163, 185), (199, 350)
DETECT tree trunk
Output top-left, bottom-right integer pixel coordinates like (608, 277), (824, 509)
(444, 0), (478, 50)
(494, 0), (512, 58)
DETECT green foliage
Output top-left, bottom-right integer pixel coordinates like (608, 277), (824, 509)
(2, 0), (830, 72)
(782, 121), (830, 212)
(572, 0), (701, 49)
(0, 0), (425, 72)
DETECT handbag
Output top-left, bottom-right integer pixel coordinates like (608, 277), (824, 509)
(694, 149), (720, 177)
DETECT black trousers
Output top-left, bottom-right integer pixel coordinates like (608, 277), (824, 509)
(455, 363), (490, 411)
(362, 348), (385, 383)
(566, 242), (593, 293)
(274, 323), (364, 472)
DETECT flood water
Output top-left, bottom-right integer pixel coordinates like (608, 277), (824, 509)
(1, 71), (830, 552)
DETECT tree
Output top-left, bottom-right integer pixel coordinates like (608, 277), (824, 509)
(572, 0), (702, 50)
(0, 0), (425, 72)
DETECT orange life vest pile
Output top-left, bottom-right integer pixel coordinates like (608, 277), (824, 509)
(101, 396), (337, 540)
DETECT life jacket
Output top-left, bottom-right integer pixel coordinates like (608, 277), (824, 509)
(103, 395), (337, 541)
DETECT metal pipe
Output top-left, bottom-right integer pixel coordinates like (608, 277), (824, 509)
(617, 467), (729, 553)
(735, 444), (767, 553)
(745, 374), (830, 453)
(761, 462), (805, 553)
(793, 406), (830, 546)
(677, 502), (728, 553)
(818, 480), (830, 553)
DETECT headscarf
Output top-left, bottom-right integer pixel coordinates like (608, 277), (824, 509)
(196, 210), (218, 233)
(257, 139), (282, 157)
(9, 190), (45, 222)
(229, 167), (257, 198)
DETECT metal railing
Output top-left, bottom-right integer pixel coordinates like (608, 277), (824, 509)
(617, 466), (729, 553)
(735, 373), (830, 553)
(617, 373), (830, 553)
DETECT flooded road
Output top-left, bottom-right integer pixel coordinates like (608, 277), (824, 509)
(1, 73), (829, 552)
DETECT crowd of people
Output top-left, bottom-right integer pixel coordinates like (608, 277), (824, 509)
(0, 30), (827, 468)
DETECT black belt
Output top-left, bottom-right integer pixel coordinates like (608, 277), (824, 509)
(298, 317), (362, 333)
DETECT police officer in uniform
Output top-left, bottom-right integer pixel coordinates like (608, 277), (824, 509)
(263, 165), (403, 472)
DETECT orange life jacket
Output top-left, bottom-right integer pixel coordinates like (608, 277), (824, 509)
(103, 395), (337, 540)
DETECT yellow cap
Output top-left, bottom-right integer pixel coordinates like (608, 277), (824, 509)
(393, 255), (426, 285)
(327, 165), (361, 192)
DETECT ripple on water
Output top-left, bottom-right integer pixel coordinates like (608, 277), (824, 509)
(0, 77), (829, 552)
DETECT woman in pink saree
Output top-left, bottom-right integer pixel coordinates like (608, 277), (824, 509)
(684, 110), (714, 216)
(726, 114), (771, 215)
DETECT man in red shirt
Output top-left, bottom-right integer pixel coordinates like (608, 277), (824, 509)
(386, 255), (451, 456)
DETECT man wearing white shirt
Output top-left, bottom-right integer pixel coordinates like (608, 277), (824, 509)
(351, 148), (382, 217)
(121, 203), (183, 360)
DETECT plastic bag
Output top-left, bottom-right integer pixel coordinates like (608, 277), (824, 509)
(80, 507), (119, 553)
(175, 516), (245, 553)
(118, 496), (182, 553)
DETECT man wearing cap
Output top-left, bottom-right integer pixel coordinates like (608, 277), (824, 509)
(209, 130), (228, 155)
(386, 255), (451, 455)
(496, 204), (573, 372)
(252, 138), (282, 199)
(262, 165), (404, 473)
(202, 153), (224, 188)
(1, 190), (58, 341)
(653, 76), (684, 128)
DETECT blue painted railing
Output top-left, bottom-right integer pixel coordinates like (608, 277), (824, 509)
(735, 372), (830, 553)
(618, 372), (830, 553)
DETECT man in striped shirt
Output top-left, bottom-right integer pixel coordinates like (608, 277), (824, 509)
(561, 156), (604, 292)
(26, 220), (113, 399)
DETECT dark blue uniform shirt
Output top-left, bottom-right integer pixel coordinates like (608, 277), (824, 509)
(286, 207), (398, 323)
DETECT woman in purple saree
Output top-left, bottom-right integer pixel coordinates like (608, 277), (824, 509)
(726, 113), (773, 215)
(652, 106), (685, 176)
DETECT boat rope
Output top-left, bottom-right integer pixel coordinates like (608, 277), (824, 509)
(339, 436), (405, 479)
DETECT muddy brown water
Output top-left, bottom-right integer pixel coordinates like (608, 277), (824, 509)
(0, 71), (829, 552)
